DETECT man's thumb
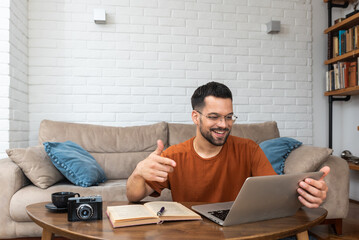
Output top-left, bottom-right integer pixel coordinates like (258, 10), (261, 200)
(319, 166), (330, 180)
(154, 139), (164, 155)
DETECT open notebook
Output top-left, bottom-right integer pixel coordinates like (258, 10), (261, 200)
(106, 201), (202, 228)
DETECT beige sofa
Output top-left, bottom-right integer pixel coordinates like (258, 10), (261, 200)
(0, 120), (349, 239)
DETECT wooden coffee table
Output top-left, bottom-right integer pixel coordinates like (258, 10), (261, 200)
(27, 201), (327, 240)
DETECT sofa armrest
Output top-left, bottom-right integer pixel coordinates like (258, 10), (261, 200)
(319, 155), (350, 219)
(0, 158), (30, 237)
(0, 158), (30, 197)
(284, 150), (349, 220)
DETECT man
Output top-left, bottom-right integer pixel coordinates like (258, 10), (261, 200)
(126, 82), (329, 208)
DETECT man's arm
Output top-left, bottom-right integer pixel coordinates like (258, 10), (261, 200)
(297, 166), (330, 208)
(126, 168), (155, 202)
(126, 140), (176, 202)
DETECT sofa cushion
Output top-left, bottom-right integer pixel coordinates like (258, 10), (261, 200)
(260, 137), (302, 175)
(168, 121), (280, 146)
(10, 180), (126, 222)
(38, 120), (168, 179)
(6, 145), (64, 189)
(284, 145), (333, 174)
(44, 141), (107, 187)
(10, 180), (172, 222)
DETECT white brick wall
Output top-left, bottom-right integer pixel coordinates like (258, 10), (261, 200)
(0, 0), (28, 158)
(0, 0), (10, 159)
(9, 0), (28, 149)
(1, 0), (300, 147)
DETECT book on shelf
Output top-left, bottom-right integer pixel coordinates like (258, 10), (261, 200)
(333, 36), (339, 57)
(326, 60), (358, 91)
(354, 26), (359, 49)
(349, 61), (357, 87)
(346, 28), (352, 53)
(326, 69), (334, 92)
(332, 25), (359, 58)
(328, 31), (333, 59)
(343, 62), (350, 88)
(339, 30), (346, 55)
(106, 201), (202, 228)
(334, 63), (340, 90)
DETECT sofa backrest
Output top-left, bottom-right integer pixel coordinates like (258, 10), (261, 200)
(38, 120), (279, 180)
(231, 121), (280, 143)
(38, 120), (168, 180)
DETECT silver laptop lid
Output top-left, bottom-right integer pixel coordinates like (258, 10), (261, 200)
(192, 171), (323, 227)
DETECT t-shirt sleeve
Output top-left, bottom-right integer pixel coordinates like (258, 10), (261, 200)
(145, 179), (169, 197)
(251, 144), (277, 176)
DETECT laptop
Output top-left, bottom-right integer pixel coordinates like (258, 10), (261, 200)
(191, 171), (323, 226)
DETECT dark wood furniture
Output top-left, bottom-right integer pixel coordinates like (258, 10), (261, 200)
(26, 201), (327, 240)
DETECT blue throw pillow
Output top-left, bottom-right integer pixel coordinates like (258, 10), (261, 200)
(43, 141), (107, 187)
(259, 137), (302, 175)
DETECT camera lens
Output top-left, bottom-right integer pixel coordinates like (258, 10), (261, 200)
(76, 204), (94, 220)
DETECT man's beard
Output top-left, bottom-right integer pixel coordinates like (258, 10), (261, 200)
(199, 120), (231, 146)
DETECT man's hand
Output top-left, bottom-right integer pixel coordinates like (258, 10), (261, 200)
(297, 166), (330, 208)
(135, 139), (176, 182)
(126, 140), (176, 202)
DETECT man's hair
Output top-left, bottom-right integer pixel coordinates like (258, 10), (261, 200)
(191, 81), (232, 110)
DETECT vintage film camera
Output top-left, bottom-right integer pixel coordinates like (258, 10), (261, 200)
(67, 195), (102, 222)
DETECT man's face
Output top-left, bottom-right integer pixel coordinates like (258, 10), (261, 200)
(197, 96), (234, 146)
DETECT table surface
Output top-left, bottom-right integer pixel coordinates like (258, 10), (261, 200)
(26, 201), (327, 240)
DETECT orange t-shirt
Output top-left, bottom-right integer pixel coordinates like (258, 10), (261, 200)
(146, 135), (276, 203)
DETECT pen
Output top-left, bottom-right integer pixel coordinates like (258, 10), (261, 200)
(157, 207), (165, 216)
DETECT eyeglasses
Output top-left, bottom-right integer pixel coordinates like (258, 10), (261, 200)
(196, 110), (238, 123)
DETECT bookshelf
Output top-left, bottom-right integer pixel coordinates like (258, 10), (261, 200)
(324, 11), (359, 94)
(324, 0), (359, 148)
(324, 48), (359, 64)
(324, 86), (359, 96)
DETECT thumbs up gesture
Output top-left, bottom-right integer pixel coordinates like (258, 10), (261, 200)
(136, 140), (176, 182)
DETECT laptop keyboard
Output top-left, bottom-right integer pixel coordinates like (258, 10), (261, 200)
(208, 209), (230, 221)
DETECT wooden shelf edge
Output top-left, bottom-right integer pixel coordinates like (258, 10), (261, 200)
(324, 86), (359, 96)
(324, 11), (359, 34)
(349, 162), (359, 171)
(324, 49), (359, 65)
